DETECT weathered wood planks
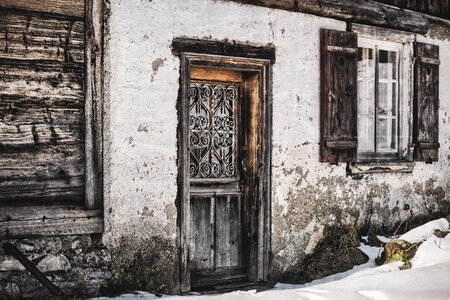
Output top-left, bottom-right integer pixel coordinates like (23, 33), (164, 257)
(0, 205), (100, 222)
(0, 9), (85, 205)
(0, 12), (84, 63)
(228, 0), (431, 33)
(0, 0), (84, 19)
(0, 217), (103, 237)
(84, 0), (104, 210)
(414, 42), (440, 162)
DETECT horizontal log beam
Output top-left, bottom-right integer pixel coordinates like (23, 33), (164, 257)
(0, 216), (103, 238)
(0, 205), (101, 222)
(228, 0), (430, 34)
(0, 0), (84, 19)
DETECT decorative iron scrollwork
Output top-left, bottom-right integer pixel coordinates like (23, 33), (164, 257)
(189, 82), (239, 179)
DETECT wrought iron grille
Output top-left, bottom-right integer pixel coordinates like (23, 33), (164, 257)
(189, 82), (239, 179)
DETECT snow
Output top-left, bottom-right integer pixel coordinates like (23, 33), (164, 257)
(376, 235), (394, 243)
(94, 219), (450, 300)
(411, 233), (450, 269)
(399, 218), (449, 243)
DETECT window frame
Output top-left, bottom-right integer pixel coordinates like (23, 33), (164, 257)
(0, 0), (104, 238)
(352, 24), (415, 164)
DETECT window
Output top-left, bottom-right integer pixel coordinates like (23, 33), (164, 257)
(320, 27), (440, 166)
(357, 38), (406, 161)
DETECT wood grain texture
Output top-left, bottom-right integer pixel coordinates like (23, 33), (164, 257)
(172, 38), (276, 64)
(84, 0), (104, 210)
(229, 0), (430, 33)
(215, 195), (241, 268)
(0, 10), (85, 204)
(0, 0), (84, 19)
(414, 42), (440, 162)
(190, 196), (214, 271)
(0, 217), (103, 238)
(179, 53), (192, 292)
(0, 12), (84, 63)
(320, 29), (358, 163)
(0, 205), (101, 222)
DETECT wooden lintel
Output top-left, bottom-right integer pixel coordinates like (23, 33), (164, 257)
(172, 38), (276, 64)
(227, 0), (430, 34)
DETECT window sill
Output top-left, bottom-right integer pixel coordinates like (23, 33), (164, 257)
(0, 205), (103, 238)
(347, 161), (415, 175)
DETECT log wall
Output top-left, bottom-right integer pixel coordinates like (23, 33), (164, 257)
(0, 2), (85, 205)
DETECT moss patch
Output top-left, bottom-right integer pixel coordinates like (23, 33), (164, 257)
(376, 240), (421, 270)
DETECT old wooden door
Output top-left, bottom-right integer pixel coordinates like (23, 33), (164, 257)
(178, 53), (271, 292)
(188, 67), (248, 289)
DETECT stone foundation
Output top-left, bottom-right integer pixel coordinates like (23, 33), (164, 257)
(0, 235), (111, 299)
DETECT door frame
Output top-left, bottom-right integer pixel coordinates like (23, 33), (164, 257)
(177, 53), (272, 292)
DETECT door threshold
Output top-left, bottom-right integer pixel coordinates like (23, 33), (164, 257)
(191, 281), (271, 294)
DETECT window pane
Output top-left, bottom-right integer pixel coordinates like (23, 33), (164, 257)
(378, 82), (397, 116)
(379, 50), (397, 79)
(377, 49), (398, 153)
(357, 47), (375, 153)
(358, 116), (374, 152)
(377, 117), (397, 152)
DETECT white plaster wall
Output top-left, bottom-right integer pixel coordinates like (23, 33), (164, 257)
(103, 0), (450, 277)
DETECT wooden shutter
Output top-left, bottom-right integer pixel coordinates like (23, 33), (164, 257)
(413, 42), (440, 163)
(320, 29), (358, 163)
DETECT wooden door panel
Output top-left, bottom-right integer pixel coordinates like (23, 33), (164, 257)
(190, 196), (214, 271)
(215, 195), (242, 268)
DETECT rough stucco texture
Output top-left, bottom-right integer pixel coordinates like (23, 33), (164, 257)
(103, 0), (450, 287)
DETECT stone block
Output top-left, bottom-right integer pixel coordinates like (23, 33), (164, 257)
(37, 254), (71, 272)
(84, 248), (111, 268)
(0, 256), (25, 272)
(89, 271), (112, 280)
(4, 282), (21, 300)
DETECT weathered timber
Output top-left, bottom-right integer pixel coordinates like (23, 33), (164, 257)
(178, 53), (192, 292)
(351, 23), (415, 43)
(320, 29), (358, 163)
(0, 143), (84, 203)
(227, 0), (430, 34)
(0, 0), (84, 19)
(413, 0), (449, 19)
(0, 205), (101, 222)
(190, 196), (215, 271)
(0, 176), (84, 201)
(178, 53), (271, 291)
(0, 123), (34, 147)
(414, 42), (440, 162)
(0, 216), (103, 238)
(215, 195), (242, 268)
(172, 38), (276, 63)
(84, 0), (104, 210)
(0, 8), (86, 205)
(0, 144), (83, 179)
(0, 12), (84, 63)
